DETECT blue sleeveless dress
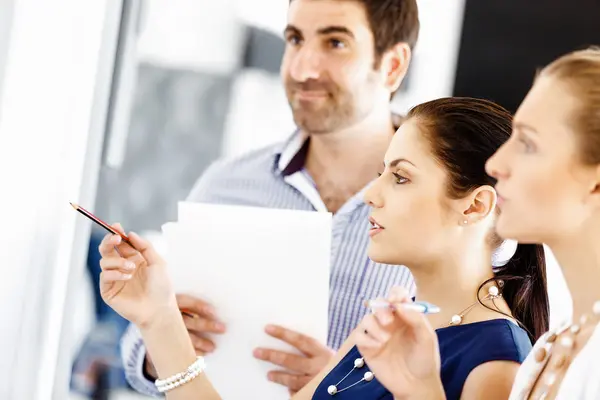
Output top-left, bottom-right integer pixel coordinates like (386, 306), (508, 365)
(312, 319), (532, 400)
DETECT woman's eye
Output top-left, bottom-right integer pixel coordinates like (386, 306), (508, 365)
(393, 173), (409, 184)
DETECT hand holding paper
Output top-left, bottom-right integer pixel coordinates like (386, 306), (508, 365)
(176, 294), (226, 353)
(254, 324), (334, 394)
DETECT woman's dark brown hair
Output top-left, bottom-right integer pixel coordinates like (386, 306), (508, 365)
(406, 97), (550, 342)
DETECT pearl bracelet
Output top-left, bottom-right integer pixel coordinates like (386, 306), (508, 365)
(155, 356), (206, 393)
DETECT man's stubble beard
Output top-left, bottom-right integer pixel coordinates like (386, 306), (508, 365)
(286, 73), (381, 135)
(289, 94), (357, 134)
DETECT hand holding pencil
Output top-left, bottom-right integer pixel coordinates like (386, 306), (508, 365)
(72, 201), (227, 379)
(97, 223), (179, 330)
(72, 201), (176, 327)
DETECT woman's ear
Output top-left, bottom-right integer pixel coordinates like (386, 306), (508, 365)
(459, 185), (497, 225)
(588, 164), (600, 209)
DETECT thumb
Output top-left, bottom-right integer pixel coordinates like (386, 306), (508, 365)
(128, 232), (161, 265)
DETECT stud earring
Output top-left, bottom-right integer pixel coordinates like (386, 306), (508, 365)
(463, 220), (468, 225)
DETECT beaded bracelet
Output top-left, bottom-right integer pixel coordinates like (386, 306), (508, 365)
(155, 356), (206, 393)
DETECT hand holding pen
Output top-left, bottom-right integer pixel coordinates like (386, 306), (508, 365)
(354, 287), (445, 399)
(364, 299), (440, 315)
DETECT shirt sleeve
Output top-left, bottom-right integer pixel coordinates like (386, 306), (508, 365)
(120, 323), (163, 397)
(185, 159), (228, 202)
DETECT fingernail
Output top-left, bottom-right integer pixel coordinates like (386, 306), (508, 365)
(203, 305), (215, 316)
(265, 325), (275, 334)
(253, 349), (263, 358)
(267, 372), (274, 381)
(214, 322), (226, 331)
(125, 261), (135, 270)
(181, 310), (195, 319)
(123, 273), (133, 280)
(113, 235), (121, 244)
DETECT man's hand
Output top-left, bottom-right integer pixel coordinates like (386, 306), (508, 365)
(176, 294), (226, 354)
(253, 325), (334, 394)
(142, 294), (226, 380)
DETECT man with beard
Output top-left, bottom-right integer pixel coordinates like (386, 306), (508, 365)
(121, 0), (420, 396)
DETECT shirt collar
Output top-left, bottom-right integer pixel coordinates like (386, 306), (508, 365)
(274, 130), (310, 176)
(273, 114), (405, 176)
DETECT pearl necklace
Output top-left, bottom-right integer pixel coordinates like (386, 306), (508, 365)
(518, 300), (600, 400)
(327, 284), (502, 396)
(449, 284), (502, 326)
(327, 357), (374, 395)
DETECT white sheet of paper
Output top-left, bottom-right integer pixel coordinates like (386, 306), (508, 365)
(161, 202), (332, 399)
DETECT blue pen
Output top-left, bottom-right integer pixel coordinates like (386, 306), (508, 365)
(364, 300), (441, 314)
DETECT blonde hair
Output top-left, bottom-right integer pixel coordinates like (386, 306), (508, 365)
(539, 47), (600, 164)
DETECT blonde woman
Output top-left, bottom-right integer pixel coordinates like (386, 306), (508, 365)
(348, 47), (600, 400)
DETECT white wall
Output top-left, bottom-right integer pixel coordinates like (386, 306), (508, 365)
(0, 0), (120, 398)
(392, 0), (467, 114)
(135, 0), (287, 75)
(136, 0), (245, 75)
(0, 0), (16, 121)
(235, 0), (288, 34)
(221, 70), (295, 158)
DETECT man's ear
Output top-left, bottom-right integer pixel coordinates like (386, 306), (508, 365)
(380, 43), (411, 94)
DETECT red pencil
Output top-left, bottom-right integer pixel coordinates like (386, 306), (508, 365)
(69, 202), (135, 248)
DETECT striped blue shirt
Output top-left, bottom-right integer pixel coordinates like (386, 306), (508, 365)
(120, 132), (416, 396)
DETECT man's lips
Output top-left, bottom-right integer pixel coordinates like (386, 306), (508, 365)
(294, 90), (328, 100)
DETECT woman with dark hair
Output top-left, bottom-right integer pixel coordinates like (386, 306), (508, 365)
(352, 47), (600, 400)
(96, 97), (547, 399)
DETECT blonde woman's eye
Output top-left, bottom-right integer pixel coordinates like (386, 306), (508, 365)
(519, 137), (536, 153)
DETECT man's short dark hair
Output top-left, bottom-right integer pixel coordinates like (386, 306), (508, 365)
(290, 0), (420, 65)
(365, 0), (419, 66)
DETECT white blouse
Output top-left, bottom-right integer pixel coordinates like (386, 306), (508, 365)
(509, 323), (600, 399)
